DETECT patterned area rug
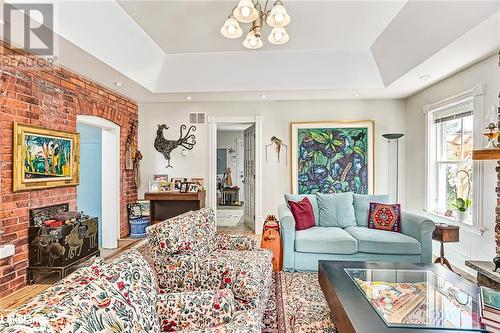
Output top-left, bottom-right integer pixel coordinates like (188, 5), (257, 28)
(134, 242), (336, 332)
(263, 271), (337, 333)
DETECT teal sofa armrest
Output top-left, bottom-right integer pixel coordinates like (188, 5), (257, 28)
(279, 204), (295, 271)
(402, 211), (435, 263)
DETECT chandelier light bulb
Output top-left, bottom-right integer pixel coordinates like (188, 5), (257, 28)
(266, 3), (290, 28)
(268, 27), (289, 45)
(220, 17), (243, 39)
(233, 0), (259, 23)
(241, 6), (251, 17)
(274, 12), (284, 23)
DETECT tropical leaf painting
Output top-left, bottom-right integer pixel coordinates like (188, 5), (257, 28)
(23, 134), (72, 180)
(296, 127), (369, 194)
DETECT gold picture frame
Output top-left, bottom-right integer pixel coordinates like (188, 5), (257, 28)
(290, 120), (375, 195)
(13, 123), (80, 192)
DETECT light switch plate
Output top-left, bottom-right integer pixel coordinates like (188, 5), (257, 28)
(0, 244), (15, 259)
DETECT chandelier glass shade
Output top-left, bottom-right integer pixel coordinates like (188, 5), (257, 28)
(266, 4), (290, 28)
(220, 17), (243, 39)
(243, 30), (263, 49)
(233, 0), (259, 23)
(268, 27), (289, 44)
(221, 0), (290, 49)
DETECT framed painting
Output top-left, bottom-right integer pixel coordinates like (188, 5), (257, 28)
(290, 120), (374, 195)
(13, 123), (80, 192)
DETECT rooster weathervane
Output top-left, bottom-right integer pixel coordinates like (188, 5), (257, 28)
(154, 124), (196, 168)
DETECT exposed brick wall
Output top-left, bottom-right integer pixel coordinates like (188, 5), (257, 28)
(0, 41), (138, 296)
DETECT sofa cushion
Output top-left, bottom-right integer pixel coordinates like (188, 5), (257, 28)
(368, 202), (401, 232)
(345, 227), (421, 255)
(288, 197), (316, 230)
(295, 227), (358, 254)
(285, 194), (319, 225)
(316, 192), (356, 228)
(353, 194), (391, 227)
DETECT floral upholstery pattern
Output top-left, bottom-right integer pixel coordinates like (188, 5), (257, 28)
(5, 251), (160, 333)
(146, 208), (216, 257)
(157, 289), (234, 332)
(215, 234), (257, 251)
(154, 254), (233, 292)
(4, 247), (263, 333)
(148, 208), (273, 331)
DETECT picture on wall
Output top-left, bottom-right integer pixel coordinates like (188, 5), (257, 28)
(290, 121), (374, 195)
(13, 123), (80, 192)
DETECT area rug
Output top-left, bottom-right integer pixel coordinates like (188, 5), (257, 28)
(135, 243), (336, 332)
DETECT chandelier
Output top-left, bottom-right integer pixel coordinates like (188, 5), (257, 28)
(220, 0), (291, 49)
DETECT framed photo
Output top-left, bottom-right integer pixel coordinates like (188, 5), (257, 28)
(179, 182), (189, 193)
(190, 177), (205, 189)
(290, 120), (374, 195)
(153, 174), (169, 182)
(13, 123), (80, 192)
(172, 178), (184, 191)
(188, 184), (200, 193)
(149, 180), (160, 192)
(159, 181), (174, 192)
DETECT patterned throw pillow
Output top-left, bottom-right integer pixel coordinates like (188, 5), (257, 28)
(368, 202), (401, 232)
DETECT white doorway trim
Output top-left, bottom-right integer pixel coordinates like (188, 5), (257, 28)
(208, 116), (264, 234)
(76, 115), (120, 249)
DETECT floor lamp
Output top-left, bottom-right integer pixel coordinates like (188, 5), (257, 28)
(383, 133), (404, 202)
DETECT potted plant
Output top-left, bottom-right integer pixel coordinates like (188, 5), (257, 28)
(452, 197), (472, 222)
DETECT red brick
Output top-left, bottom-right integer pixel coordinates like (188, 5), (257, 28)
(1, 43), (138, 293)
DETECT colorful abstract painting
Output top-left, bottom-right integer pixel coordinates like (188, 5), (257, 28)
(291, 121), (374, 195)
(24, 134), (72, 180)
(14, 123), (80, 191)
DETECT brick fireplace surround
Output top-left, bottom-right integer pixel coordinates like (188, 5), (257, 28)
(0, 41), (138, 297)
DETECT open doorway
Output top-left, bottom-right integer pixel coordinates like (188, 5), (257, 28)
(209, 116), (263, 234)
(216, 124), (255, 231)
(76, 116), (120, 249)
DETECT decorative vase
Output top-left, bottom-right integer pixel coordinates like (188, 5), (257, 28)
(456, 210), (468, 222)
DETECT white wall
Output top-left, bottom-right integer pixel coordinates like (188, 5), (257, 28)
(138, 99), (407, 220)
(405, 55), (500, 273)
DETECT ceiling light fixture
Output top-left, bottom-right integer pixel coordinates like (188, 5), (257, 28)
(185, 96), (192, 100)
(260, 94), (267, 99)
(221, 0), (291, 49)
(113, 82), (123, 87)
(419, 74), (431, 80)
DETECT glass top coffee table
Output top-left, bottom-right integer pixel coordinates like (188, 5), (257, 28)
(318, 261), (485, 333)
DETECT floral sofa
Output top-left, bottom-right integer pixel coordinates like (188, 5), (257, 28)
(146, 207), (273, 320)
(1, 250), (264, 333)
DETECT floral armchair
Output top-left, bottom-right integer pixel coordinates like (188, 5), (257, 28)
(146, 208), (273, 315)
(1, 250), (263, 333)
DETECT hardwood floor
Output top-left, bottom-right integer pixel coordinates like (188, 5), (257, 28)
(0, 238), (141, 315)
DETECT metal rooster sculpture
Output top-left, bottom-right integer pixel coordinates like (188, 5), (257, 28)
(154, 124), (196, 168)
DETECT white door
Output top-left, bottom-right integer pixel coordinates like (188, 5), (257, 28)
(236, 139), (244, 202)
(243, 125), (255, 226)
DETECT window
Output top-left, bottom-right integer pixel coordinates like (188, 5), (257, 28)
(426, 87), (483, 227)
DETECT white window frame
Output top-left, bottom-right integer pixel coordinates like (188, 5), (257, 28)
(424, 84), (486, 232)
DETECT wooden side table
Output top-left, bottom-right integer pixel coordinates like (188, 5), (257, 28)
(432, 223), (460, 271)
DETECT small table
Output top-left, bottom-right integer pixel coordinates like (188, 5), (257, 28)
(318, 261), (484, 333)
(432, 223), (460, 271)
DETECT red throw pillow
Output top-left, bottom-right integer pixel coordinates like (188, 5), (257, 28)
(368, 202), (401, 232)
(288, 197), (316, 231)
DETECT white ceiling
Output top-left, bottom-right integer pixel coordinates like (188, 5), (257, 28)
(1, 1), (499, 103)
(118, 1), (406, 53)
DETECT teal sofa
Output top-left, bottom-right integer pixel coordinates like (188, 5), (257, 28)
(279, 193), (436, 271)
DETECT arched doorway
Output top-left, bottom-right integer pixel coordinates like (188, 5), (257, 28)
(76, 115), (120, 249)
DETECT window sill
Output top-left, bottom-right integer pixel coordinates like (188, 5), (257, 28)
(422, 211), (485, 236)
